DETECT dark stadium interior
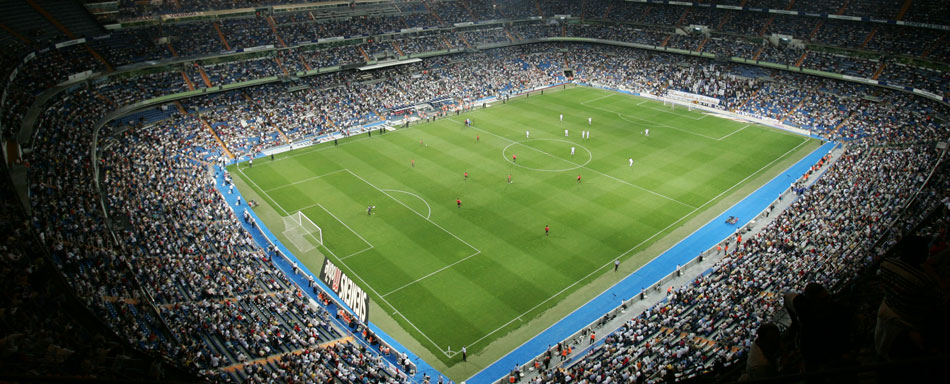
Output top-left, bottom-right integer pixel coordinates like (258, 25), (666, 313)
(1, 0), (949, 383)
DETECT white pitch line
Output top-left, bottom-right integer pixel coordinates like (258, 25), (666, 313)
(448, 118), (698, 209)
(263, 169), (346, 192)
(451, 137), (811, 353)
(317, 236), (454, 357)
(579, 93), (615, 106)
(238, 166), (456, 356)
(382, 189), (432, 219)
(381, 249), (481, 298)
(718, 124), (750, 141)
(236, 90), (813, 358)
(338, 246), (375, 260)
(638, 104), (707, 120)
(609, 106), (748, 141)
(315, 203), (374, 257)
(238, 166), (289, 216)
(316, 203), (373, 247)
(614, 110), (723, 140)
(345, 169), (481, 254)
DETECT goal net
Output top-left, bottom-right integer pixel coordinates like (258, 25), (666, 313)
(283, 211), (323, 252)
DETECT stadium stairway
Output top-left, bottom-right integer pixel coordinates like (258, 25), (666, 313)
(298, 53), (313, 71)
(717, 13), (732, 30)
(836, 0), (851, 15)
(871, 61), (887, 80)
(213, 21), (232, 51)
(896, 0), (914, 20)
(752, 46), (765, 61)
(0, 1), (60, 44)
(921, 33), (946, 59)
(25, 0), (112, 71)
(861, 26), (878, 49)
(33, 0), (103, 38)
(24, 0), (74, 39)
(197, 66), (214, 88)
(200, 117), (234, 159)
(696, 38), (709, 53)
(274, 56), (288, 75)
(266, 16), (287, 48)
(423, 1), (444, 25)
(0, 22), (30, 45)
(175, 101), (188, 116)
(794, 51), (808, 67)
(458, 0), (476, 20)
(808, 21), (823, 41)
(675, 9), (690, 28)
(759, 15), (774, 36)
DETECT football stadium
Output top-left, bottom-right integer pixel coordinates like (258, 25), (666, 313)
(1, 1), (948, 383)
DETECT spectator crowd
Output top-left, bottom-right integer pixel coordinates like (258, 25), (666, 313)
(1, 0), (948, 383)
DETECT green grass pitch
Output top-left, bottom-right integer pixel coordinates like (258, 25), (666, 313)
(231, 86), (818, 367)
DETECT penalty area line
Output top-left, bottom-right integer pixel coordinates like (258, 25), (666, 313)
(451, 138), (813, 355)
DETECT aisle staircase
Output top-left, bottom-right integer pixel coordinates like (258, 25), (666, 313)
(808, 21), (823, 41)
(861, 26), (878, 49)
(197, 66), (213, 88)
(201, 117), (234, 159)
(759, 15), (774, 37)
(266, 16), (287, 48)
(696, 38), (709, 53)
(26, 0), (112, 71)
(213, 21), (231, 51)
(836, 0), (851, 15)
(274, 56), (287, 75)
(0, 23), (31, 44)
(779, 96), (808, 124)
(896, 0), (913, 20)
(794, 51), (807, 67)
(180, 70), (196, 91)
(423, 1), (444, 25)
(871, 61), (886, 80)
(921, 32), (946, 59)
(299, 54), (312, 71)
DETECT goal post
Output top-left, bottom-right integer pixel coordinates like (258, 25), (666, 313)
(283, 211), (322, 252)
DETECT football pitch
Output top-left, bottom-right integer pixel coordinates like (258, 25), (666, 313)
(230, 86), (819, 369)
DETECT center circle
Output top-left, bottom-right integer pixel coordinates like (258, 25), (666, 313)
(502, 139), (593, 172)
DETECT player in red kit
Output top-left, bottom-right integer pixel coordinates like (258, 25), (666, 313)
(456, 198), (462, 209)
(576, 174), (582, 183)
(545, 225), (550, 236)
(512, 154), (517, 163)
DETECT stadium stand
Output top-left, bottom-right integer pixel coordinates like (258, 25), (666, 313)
(1, 1), (948, 383)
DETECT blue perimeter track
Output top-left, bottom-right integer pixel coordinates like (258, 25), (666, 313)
(466, 140), (836, 384)
(223, 138), (834, 384)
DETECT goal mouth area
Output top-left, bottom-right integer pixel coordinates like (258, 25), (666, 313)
(283, 211), (322, 253)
